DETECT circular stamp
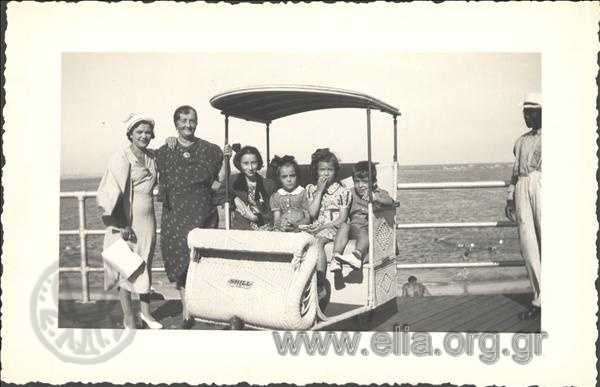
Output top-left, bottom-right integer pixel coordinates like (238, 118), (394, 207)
(31, 263), (136, 364)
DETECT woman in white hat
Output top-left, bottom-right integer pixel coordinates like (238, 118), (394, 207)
(97, 113), (163, 329)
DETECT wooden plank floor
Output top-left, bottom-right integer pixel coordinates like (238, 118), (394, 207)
(371, 294), (540, 332)
(59, 294), (540, 332)
(59, 299), (232, 330)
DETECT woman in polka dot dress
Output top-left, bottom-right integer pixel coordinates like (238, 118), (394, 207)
(156, 105), (231, 329)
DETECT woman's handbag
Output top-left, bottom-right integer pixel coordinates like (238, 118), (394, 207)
(102, 237), (145, 281)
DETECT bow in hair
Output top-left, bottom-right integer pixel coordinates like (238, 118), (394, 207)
(270, 155), (296, 169)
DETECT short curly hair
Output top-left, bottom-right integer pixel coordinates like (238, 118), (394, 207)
(310, 148), (340, 181)
(173, 105), (197, 124)
(233, 146), (264, 172)
(352, 161), (377, 183)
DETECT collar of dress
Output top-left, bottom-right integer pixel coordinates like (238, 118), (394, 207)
(124, 146), (151, 166)
(277, 186), (304, 196)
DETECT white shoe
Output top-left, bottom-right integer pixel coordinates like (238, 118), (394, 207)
(330, 259), (342, 272)
(140, 313), (163, 329)
(336, 253), (362, 270)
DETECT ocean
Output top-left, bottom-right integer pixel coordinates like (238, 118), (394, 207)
(59, 163), (528, 296)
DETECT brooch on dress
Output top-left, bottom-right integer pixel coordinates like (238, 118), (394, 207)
(182, 151), (191, 159)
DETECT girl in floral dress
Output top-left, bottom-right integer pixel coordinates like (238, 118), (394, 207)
(305, 148), (351, 310)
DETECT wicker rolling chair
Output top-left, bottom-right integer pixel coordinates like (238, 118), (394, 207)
(185, 229), (321, 330)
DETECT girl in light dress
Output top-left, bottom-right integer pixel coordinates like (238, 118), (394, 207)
(268, 155), (311, 232)
(304, 148), (351, 310)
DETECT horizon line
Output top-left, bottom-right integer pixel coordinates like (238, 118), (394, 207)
(61, 161), (514, 180)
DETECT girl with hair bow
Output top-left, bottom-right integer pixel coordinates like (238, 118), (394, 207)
(269, 155), (311, 232)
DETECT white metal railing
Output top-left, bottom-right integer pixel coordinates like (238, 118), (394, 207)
(395, 181), (517, 229)
(397, 181), (509, 190)
(60, 180), (519, 302)
(395, 260), (523, 269)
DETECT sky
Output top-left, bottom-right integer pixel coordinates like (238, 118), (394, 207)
(61, 52), (540, 177)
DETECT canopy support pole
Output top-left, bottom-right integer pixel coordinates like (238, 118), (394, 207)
(266, 122), (271, 165)
(366, 108), (375, 308)
(224, 115), (230, 230)
(392, 114), (399, 257)
(367, 108), (373, 203)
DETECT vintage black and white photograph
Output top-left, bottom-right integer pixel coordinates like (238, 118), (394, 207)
(4, 2), (597, 386)
(58, 52), (542, 332)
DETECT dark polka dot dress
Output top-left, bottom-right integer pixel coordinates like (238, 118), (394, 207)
(156, 139), (223, 287)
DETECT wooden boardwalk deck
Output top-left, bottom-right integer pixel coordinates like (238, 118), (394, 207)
(59, 294), (539, 332)
(323, 294), (540, 332)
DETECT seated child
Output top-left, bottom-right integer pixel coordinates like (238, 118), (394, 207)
(331, 161), (394, 271)
(305, 148), (352, 309)
(269, 155), (310, 231)
(227, 145), (277, 230)
(401, 276), (430, 297)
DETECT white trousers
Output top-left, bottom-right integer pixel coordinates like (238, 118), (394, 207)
(515, 171), (541, 307)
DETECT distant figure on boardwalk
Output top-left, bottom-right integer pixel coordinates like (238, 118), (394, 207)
(155, 105), (231, 329)
(402, 276), (430, 297)
(505, 92), (542, 320)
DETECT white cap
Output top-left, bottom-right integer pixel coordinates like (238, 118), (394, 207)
(523, 92), (542, 108)
(124, 113), (155, 134)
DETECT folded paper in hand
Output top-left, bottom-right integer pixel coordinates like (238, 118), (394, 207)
(102, 238), (144, 281)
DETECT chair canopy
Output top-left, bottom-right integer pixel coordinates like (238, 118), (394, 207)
(210, 85), (400, 124)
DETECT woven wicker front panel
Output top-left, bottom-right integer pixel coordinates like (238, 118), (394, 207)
(186, 230), (320, 330)
(372, 209), (395, 263)
(374, 259), (397, 305)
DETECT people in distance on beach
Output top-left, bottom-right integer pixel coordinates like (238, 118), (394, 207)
(155, 105), (231, 329)
(331, 161), (394, 271)
(223, 144), (277, 230)
(401, 276), (430, 297)
(269, 155), (311, 232)
(305, 148), (352, 310)
(97, 113), (162, 329)
(505, 93), (542, 321)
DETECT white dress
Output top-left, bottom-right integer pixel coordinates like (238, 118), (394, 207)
(97, 147), (157, 294)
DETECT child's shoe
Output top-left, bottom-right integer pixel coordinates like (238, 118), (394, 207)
(336, 251), (362, 270)
(330, 256), (343, 272)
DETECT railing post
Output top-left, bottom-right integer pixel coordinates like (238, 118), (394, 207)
(77, 194), (91, 303)
(393, 115), (398, 162)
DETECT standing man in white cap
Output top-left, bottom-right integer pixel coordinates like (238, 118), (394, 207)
(505, 92), (542, 320)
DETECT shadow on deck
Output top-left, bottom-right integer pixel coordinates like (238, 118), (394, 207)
(59, 293), (540, 332)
